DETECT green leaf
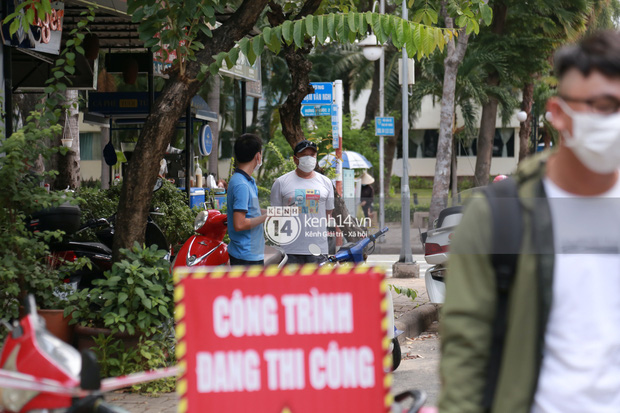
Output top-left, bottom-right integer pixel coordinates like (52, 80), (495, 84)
(293, 19), (304, 48)
(327, 13), (336, 39)
(365, 11), (373, 25)
(336, 14), (345, 38)
(238, 37), (251, 59)
(412, 9), (425, 24)
(305, 15), (314, 37)
(372, 13), (384, 43)
(282, 20), (293, 45)
(118, 292), (128, 304)
(381, 15), (392, 38)
(422, 26), (435, 56)
(53, 71), (64, 79)
(411, 24), (422, 54)
(427, 8), (438, 25)
(269, 26), (282, 54)
(25, 7), (35, 25)
(405, 24), (416, 58)
(347, 12), (357, 33)
(396, 20), (405, 46)
(358, 12), (366, 34)
(228, 47), (240, 67)
(481, 4), (493, 26)
(252, 35), (265, 59)
(317, 16), (327, 44)
(262, 26), (272, 45)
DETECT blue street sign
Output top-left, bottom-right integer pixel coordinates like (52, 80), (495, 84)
(300, 105), (331, 117)
(375, 116), (395, 136)
(332, 104), (339, 149)
(301, 82), (333, 105)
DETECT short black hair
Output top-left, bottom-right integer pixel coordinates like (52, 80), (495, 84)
(554, 30), (620, 80)
(234, 133), (262, 163)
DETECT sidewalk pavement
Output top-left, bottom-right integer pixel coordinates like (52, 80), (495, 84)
(106, 252), (438, 412)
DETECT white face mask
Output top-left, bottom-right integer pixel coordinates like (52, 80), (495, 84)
(558, 98), (620, 174)
(297, 155), (316, 173)
(253, 154), (262, 174)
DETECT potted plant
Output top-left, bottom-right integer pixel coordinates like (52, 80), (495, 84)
(0, 111), (81, 343)
(64, 242), (174, 351)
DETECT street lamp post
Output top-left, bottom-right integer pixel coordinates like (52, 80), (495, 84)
(399, 0), (413, 264)
(358, 1), (385, 240)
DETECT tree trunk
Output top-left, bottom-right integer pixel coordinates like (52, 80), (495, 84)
(473, 75), (499, 187)
(362, 59), (380, 129)
(451, 137), (458, 205)
(54, 90), (81, 190)
(269, 0), (363, 242)
(518, 82), (534, 162)
(113, 0), (270, 260)
(428, 17), (470, 229)
(473, 3), (508, 187)
(343, 77), (351, 115)
(207, 77), (221, 177)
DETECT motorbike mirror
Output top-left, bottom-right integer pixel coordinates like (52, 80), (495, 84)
(80, 350), (101, 390)
(153, 178), (164, 192)
(308, 244), (322, 257)
(23, 294), (37, 316)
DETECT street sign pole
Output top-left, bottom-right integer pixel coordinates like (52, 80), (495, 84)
(334, 80), (343, 197)
(379, 0), (385, 240)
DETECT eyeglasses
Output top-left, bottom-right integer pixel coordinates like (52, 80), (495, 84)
(558, 94), (620, 115)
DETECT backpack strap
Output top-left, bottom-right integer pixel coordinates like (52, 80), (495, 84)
(481, 177), (523, 410)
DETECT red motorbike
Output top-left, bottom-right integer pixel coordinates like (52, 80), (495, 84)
(0, 296), (176, 413)
(171, 209), (229, 269)
(171, 209), (287, 270)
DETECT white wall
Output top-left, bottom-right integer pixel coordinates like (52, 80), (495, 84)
(350, 92), (524, 177)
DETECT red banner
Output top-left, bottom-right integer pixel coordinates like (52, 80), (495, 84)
(174, 265), (390, 413)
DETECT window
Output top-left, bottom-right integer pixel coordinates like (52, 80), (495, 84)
(79, 133), (102, 161)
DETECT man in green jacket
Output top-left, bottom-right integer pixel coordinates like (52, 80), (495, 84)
(439, 30), (620, 413)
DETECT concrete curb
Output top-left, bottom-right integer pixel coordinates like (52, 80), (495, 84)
(394, 303), (440, 344)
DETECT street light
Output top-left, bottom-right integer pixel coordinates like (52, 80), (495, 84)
(358, 34), (383, 61)
(358, 0), (386, 242)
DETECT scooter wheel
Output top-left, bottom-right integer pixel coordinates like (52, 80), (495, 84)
(392, 337), (401, 371)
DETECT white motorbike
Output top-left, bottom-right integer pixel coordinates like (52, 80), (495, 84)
(420, 206), (463, 304)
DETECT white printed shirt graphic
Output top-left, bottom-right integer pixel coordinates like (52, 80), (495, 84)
(270, 171), (335, 255)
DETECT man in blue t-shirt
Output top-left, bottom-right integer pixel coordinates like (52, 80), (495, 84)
(226, 133), (267, 266)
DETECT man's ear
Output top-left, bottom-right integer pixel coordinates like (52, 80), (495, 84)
(547, 97), (571, 136)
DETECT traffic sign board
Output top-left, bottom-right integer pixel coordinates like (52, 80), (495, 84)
(301, 82), (333, 105)
(375, 117), (395, 136)
(300, 105), (331, 117)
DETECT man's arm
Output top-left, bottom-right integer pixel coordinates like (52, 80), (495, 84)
(439, 196), (497, 413)
(232, 210), (267, 232)
(270, 179), (282, 206)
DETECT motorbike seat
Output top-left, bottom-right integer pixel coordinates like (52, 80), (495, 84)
(436, 206), (463, 228)
(264, 245), (285, 266)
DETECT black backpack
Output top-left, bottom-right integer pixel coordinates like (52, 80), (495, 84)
(480, 177), (523, 410)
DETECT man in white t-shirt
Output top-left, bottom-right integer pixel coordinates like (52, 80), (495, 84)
(439, 30), (620, 413)
(270, 140), (334, 264)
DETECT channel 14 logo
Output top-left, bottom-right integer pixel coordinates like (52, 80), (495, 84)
(264, 206), (301, 245)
